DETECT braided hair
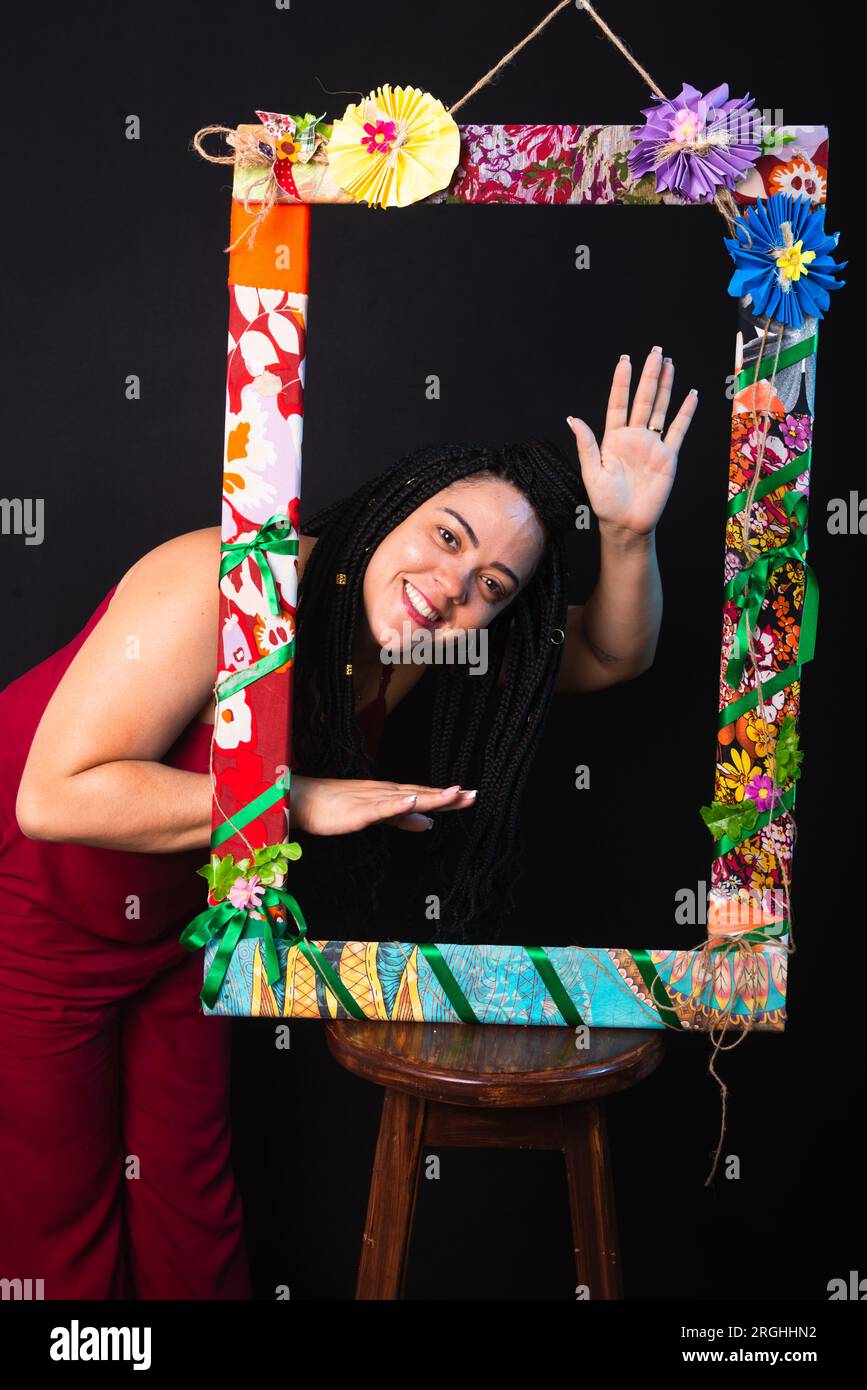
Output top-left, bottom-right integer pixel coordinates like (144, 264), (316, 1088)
(292, 438), (584, 940)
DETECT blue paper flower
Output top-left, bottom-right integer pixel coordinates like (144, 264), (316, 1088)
(725, 193), (845, 327)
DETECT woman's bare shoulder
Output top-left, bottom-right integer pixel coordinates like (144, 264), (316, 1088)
(298, 532), (317, 578)
(110, 525), (222, 605)
(108, 525), (318, 612)
(113, 527), (319, 597)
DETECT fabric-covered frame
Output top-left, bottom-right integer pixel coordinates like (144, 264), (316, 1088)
(194, 118), (828, 1030)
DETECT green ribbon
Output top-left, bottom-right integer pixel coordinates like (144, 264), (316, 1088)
(417, 943), (585, 1026)
(215, 640), (294, 701)
(181, 883), (365, 1017)
(220, 513), (299, 617)
(210, 778), (289, 850)
(631, 950), (684, 1031)
(735, 333), (817, 392)
(718, 663), (799, 729)
(418, 943), (479, 1022)
(724, 541), (818, 690)
(727, 451), (811, 519)
(524, 945), (584, 1026)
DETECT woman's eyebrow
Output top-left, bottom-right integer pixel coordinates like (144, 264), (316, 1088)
(441, 507), (479, 546)
(439, 507), (520, 588)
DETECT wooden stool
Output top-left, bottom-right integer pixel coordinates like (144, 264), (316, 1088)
(325, 1021), (666, 1300)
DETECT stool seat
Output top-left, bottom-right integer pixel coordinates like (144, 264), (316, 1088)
(326, 1021), (664, 1107)
(325, 1022), (667, 1300)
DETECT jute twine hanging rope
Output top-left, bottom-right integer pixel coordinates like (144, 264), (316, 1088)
(193, 0), (746, 242)
(446, 0), (744, 235)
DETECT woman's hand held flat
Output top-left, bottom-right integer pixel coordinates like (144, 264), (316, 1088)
(290, 776), (477, 836)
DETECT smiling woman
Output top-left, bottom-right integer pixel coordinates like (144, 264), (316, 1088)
(287, 355), (695, 937)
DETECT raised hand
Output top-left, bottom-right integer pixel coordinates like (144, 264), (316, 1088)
(567, 347), (698, 537)
(291, 775), (478, 835)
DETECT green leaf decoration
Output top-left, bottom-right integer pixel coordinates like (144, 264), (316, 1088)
(254, 844), (285, 865)
(760, 130), (797, 155)
(700, 799), (759, 842)
(195, 852), (221, 888)
(774, 715), (804, 786)
(213, 854), (244, 903)
(197, 842), (302, 900)
(253, 841), (302, 866)
(194, 852), (244, 903)
(197, 853), (241, 893)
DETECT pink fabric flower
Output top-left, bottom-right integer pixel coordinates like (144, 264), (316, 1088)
(361, 119), (397, 154)
(741, 426), (788, 471)
(745, 774), (781, 812)
(228, 874), (266, 911)
(782, 413), (813, 454)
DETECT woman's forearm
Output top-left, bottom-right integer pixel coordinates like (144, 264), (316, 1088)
(579, 522), (662, 678)
(17, 761), (214, 854)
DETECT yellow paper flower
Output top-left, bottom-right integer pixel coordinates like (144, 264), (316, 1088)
(327, 84), (460, 209)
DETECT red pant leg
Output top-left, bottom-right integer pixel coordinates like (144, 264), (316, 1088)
(0, 988), (132, 1300)
(120, 947), (252, 1299)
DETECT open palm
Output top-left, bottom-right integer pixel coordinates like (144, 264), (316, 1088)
(568, 349), (698, 536)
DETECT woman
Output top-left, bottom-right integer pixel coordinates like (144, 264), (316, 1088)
(0, 349), (694, 1298)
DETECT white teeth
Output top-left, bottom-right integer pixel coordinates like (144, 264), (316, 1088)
(404, 579), (440, 621)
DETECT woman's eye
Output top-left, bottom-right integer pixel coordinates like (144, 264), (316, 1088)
(481, 576), (504, 600)
(438, 527), (458, 548)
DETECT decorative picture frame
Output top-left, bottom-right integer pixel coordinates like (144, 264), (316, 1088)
(185, 101), (835, 1032)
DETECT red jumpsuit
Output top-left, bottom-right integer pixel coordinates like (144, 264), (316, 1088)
(0, 585), (252, 1299)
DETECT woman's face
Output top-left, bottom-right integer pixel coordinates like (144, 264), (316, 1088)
(362, 476), (547, 647)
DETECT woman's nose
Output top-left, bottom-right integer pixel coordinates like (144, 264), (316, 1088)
(438, 564), (469, 607)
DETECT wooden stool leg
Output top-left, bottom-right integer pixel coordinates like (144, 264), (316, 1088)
(355, 1088), (426, 1300)
(561, 1100), (623, 1300)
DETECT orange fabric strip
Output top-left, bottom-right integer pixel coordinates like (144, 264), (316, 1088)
(228, 202), (310, 293)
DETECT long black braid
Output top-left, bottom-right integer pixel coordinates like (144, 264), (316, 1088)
(292, 438), (584, 940)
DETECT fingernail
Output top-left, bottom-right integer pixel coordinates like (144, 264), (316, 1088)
(690, 387), (699, 397)
(651, 344), (662, 354)
(443, 784), (461, 793)
(462, 789), (478, 798)
(663, 356), (672, 364)
(619, 353), (630, 362)
(566, 415), (575, 427)
(421, 816), (434, 829)
(404, 794), (417, 805)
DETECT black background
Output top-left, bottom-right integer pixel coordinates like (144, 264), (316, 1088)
(1, 0), (862, 1301)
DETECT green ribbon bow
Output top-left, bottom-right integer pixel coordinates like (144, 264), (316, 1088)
(180, 884), (365, 1017)
(219, 513), (299, 618)
(723, 534), (818, 690)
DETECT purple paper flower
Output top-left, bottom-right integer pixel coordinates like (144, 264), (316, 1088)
(628, 82), (760, 203)
(782, 413), (813, 453)
(745, 774), (781, 812)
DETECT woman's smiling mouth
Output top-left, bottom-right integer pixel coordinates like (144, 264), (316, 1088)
(402, 578), (444, 629)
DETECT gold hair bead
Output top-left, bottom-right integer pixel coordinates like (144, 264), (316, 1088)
(336, 572), (347, 585)
(345, 663), (353, 676)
